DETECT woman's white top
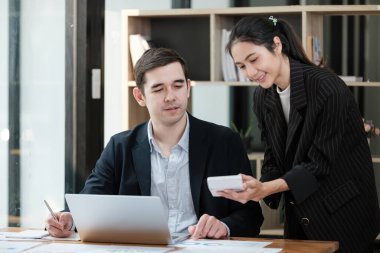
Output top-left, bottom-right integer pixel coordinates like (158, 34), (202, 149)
(276, 84), (291, 124)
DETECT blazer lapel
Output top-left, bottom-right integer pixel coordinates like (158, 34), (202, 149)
(264, 86), (287, 166)
(188, 115), (207, 217)
(285, 59), (307, 156)
(132, 123), (151, 196)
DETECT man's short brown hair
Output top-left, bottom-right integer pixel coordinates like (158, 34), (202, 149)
(134, 48), (189, 93)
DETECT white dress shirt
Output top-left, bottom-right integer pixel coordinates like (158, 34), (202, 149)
(148, 114), (197, 233)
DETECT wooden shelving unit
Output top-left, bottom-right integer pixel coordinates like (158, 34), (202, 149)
(121, 4), (380, 130)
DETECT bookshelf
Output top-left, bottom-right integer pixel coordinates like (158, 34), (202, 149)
(121, 5), (380, 232)
(122, 4), (380, 129)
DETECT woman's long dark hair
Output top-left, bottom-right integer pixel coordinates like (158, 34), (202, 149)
(226, 16), (314, 66)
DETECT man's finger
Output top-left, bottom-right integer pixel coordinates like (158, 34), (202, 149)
(201, 216), (216, 238)
(192, 214), (208, 239)
(205, 221), (219, 238)
(188, 225), (196, 235)
(214, 226), (227, 239)
(46, 219), (64, 231)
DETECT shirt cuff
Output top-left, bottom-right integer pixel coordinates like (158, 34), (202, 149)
(220, 221), (230, 237)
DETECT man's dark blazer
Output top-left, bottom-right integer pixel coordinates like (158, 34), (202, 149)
(80, 114), (263, 237)
(253, 58), (380, 252)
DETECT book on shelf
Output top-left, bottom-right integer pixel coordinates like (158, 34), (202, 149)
(129, 34), (150, 67)
(306, 36), (313, 61)
(312, 36), (322, 66)
(220, 29), (254, 83)
(221, 29), (238, 82)
(338, 76), (363, 82)
(306, 35), (322, 66)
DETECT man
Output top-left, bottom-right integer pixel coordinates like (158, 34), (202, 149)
(45, 48), (263, 239)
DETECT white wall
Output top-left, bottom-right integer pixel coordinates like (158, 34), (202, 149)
(0, 0), (9, 227)
(104, 0), (171, 144)
(19, 0), (65, 228)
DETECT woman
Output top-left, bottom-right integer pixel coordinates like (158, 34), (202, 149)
(219, 16), (380, 253)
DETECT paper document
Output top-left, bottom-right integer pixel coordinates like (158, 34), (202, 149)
(43, 232), (80, 241)
(177, 247), (281, 253)
(0, 241), (42, 252)
(177, 239), (271, 248)
(175, 239), (282, 253)
(1, 230), (49, 239)
(26, 242), (172, 253)
(176, 239), (280, 253)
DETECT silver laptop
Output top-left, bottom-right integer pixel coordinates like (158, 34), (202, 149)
(65, 194), (189, 245)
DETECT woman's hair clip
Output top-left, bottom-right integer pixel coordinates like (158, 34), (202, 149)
(268, 16), (278, 26)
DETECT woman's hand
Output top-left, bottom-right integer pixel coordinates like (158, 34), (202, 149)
(218, 174), (289, 203)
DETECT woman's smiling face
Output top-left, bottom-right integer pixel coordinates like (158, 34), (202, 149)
(231, 38), (286, 89)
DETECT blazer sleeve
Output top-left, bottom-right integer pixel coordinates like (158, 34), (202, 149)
(80, 136), (120, 194)
(253, 88), (283, 209)
(220, 132), (264, 237)
(260, 144), (283, 209)
(282, 76), (349, 204)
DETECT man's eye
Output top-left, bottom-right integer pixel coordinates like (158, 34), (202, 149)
(238, 65), (246, 70)
(152, 89), (162, 93)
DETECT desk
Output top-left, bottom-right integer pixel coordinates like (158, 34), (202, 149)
(234, 237), (338, 253)
(1, 227), (338, 253)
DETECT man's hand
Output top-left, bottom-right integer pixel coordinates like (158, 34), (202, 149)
(45, 211), (73, 238)
(188, 214), (228, 239)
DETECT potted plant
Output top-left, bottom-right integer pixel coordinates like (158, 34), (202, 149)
(363, 118), (380, 145)
(231, 122), (253, 152)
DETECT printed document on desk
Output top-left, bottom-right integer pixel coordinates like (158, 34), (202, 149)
(0, 230), (80, 241)
(43, 232), (80, 241)
(0, 230), (49, 239)
(25, 242), (172, 253)
(176, 239), (281, 253)
(177, 247), (281, 253)
(177, 239), (271, 247)
(0, 241), (42, 253)
(175, 239), (281, 253)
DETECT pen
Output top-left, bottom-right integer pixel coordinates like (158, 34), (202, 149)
(44, 200), (59, 221)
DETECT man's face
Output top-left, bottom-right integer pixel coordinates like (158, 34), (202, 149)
(134, 62), (190, 128)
